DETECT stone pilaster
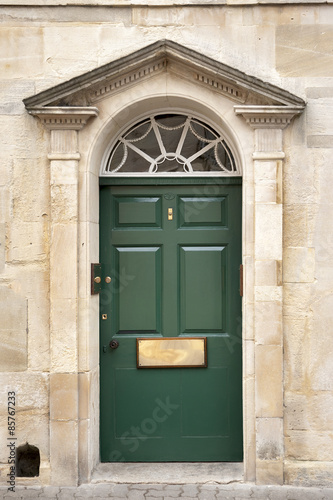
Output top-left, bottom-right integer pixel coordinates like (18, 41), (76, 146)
(27, 107), (98, 486)
(235, 105), (304, 485)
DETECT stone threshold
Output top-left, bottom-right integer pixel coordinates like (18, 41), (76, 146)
(91, 462), (244, 484)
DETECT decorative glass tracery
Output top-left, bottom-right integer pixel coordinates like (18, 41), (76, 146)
(102, 114), (238, 175)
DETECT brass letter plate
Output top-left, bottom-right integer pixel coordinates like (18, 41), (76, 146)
(137, 337), (207, 368)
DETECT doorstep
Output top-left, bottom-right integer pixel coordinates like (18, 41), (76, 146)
(91, 462), (244, 484)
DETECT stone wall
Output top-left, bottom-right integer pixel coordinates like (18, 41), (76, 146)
(0, 1), (333, 487)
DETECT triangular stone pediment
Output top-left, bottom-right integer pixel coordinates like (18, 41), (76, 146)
(24, 39), (304, 109)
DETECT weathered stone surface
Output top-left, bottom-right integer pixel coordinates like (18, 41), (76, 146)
(283, 247), (315, 283)
(255, 345), (283, 418)
(0, 287), (27, 372)
(276, 25), (333, 77)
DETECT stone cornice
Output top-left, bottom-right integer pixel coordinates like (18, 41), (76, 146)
(26, 107), (99, 130)
(234, 105), (305, 129)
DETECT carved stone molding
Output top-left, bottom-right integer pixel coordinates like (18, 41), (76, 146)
(90, 59), (167, 103)
(26, 107), (99, 130)
(234, 105), (305, 129)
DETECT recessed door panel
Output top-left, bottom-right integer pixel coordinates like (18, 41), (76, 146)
(179, 196), (227, 228)
(114, 196), (162, 228)
(180, 246), (226, 333)
(115, 247), (161, 334)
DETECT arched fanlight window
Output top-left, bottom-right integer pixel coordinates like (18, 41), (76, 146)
(101, 114), (239, 175)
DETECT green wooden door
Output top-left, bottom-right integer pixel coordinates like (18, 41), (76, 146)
(100, 180), (242, 462)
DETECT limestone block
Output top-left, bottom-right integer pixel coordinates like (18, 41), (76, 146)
(255, 286), (282, 302)
(50, 160), (78, 185)
(0, 113), (47, 160)
(50, 420), (78, 486)
(0, 27), (43, 79)
(218, 25), (275, 79)
(255, 181), (276, 203)
(50, 373), (78, 421)
(243, 376), (256, 482)
(78, 372), (90, 420)
(285, 392), (333, 432)
(283, 247), (315, 283)
(255, 345), (283, 417)
(309, 313), (333, 391)
(0, 223), (5, 273)
(51, 298), (78, 373)
(43, 26), (99, 78)
(27, 296), (50, 372)
(243, 196), (254, 245)
(285, 430), (333, 461)
(283, 317), (308, 391)
(256, 459), (283, 485)
(283, 204), (307, 247)
(0, 80), (35, 115)
(255, 204), (282, 260)
(12, 158), (49, 223)
(256, 418), (283, 460)
(89, 366), (100, 467)
(0, 287), (27, 372)
(2, 5), (132, 24)
(283, 148), (318, 205)
(283, 283), (311, 318)
(306, 101), (333, 137)
(7, 222), (46, 263)
(0, 186), (9, 223)
(317, 150), (333, 204)
(276, 25), (333, 77)
(51, 184), (78, 223)
(0, 372), (48, 415)
(255, 260), (281, 286)
(307, 135), (333, 148)
(0, 157), (12, 187)
(50, 224), (78, 299)
(284, 460), (333, 487)
(244, 339), (255, 378)
(78, 296), (99, 372)
(78, 418), (89, 483)
(88, 173), (99, 225)
(255, 301), (282, 345)
(132, 7), (183, 26)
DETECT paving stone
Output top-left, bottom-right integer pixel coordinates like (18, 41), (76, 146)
(39, 486), (61, 498)
(146, 490), (179, 497)
(198, 489), (217, 500)
(181, 484), (200, 496)
(75, 497), (111, 500)
(108, 484), (130, 497)
(164, 485), (183, 491)
(126, 489), (147, 500)
(75, 484), (114, 497)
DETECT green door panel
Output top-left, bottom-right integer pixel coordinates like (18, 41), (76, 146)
(100, 182), (242, 462)
(180, 246), (226, 333)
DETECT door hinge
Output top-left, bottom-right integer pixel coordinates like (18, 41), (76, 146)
(239, 264), (243, 297)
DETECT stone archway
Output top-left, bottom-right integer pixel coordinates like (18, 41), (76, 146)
(24, 39), (305, 486)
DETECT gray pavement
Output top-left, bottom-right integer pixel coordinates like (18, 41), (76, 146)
(1, 483), (333, 499)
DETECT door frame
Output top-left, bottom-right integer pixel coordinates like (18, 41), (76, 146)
(99, 176), (243, 463)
